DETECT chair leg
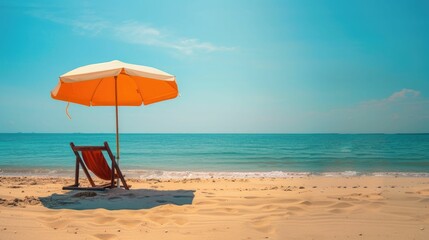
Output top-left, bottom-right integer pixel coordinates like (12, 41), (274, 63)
(74, 157), (79, 186)
(112, 161), (129, 190)
(111, 159), (115, 188)
(104, 142), (130, 190)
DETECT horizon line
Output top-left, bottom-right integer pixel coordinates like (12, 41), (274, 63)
(1, 132), (429, 135)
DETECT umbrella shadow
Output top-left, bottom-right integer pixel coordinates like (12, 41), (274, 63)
(39, 188), (195, 210)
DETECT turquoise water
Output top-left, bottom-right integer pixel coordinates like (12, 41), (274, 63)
(0, 133), (428, 177)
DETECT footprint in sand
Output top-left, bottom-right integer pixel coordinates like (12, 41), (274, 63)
(93, 233), (117, 240)
(299, 201), (312, 206)
(329, 208), (344, 214)
(172, 217), (188, 225)
(260, 204), (280, 210)
(250, 220), (275, 234)
(330, 202), (353, 208)
(244, 196), (260, 199)
(147, 216), (169, 225)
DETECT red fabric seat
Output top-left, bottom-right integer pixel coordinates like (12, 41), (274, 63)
(81, 150), (114, 181)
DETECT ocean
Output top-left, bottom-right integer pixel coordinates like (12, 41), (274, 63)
(0, 133), (428, 178)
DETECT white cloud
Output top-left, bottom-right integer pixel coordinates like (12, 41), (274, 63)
(29, 10), (108, 36)
(30, 11), (233, 55)
(114, 21), (161, 43)
(360, 88), (421, 108)
(300, 89), (429, 133)
(171, 38), (234, 55)
(387, 88), (420, 102)
(113, 22), (235, 55)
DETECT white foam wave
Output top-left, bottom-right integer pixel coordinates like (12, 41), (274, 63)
(123, 170), (311, 179)
(1, 168), (429, 179)
(371, 172), (429, 177)
(321, 171), (359, 177)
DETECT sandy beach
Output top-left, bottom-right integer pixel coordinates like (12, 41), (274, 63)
(0, 176), (428, 239)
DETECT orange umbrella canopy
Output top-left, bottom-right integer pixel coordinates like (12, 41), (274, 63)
(51, 60), (178, 106)
(51, 60), (179, 182)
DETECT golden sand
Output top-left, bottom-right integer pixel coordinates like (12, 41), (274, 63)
(0, 176), (428, 239)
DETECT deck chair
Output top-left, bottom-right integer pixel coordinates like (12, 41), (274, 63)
(63, 142), (130, 191)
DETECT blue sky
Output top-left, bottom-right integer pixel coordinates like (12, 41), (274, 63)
(0, 0), (428, 133)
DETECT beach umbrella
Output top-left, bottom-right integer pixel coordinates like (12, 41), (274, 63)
(51, 60), (179, 186)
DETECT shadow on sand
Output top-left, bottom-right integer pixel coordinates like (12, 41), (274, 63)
(39, 188), (195, 210)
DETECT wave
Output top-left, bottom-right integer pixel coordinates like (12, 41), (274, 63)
(1, 168), (429, 179)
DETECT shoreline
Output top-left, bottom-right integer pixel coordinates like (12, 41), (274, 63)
(1, 175), (428, 239)
(1, 168), (429, 179)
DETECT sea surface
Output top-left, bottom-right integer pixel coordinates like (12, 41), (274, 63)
(0, 133), (428, 178)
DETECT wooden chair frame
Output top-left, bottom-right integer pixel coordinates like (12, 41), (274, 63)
(63, 142), (130, 191)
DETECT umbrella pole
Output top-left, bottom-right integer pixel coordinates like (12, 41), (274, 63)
(114, 76), (120, 188)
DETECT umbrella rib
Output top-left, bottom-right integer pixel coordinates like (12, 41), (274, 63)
(89, 78), (105, 106)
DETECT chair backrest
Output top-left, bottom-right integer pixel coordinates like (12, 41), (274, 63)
(81, 150), (112, 180)
(70, 142), (116, 181)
